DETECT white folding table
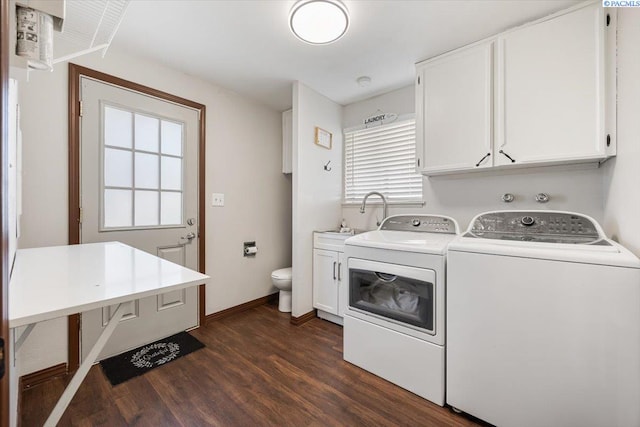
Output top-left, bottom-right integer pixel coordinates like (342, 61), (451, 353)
(9, 241), (210, 427)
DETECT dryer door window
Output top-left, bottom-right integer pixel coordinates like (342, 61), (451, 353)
(349, 268), (434, 333)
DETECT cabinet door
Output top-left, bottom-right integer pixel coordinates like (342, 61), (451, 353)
(337, 252), (346, 317)
(313, 249), (339, 315)
(496, 3), (604, 166)
(282, 109), (292, 173)
(416, 42), (493, 174)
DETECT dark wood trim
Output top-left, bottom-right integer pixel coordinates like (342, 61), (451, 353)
(199, 284), (206, 326)
(67, 61), (82, 374)
(67, 314), (80, 373)
(198, 105), (206, 327)
(290, 310), (317, 326)
(0, 0), (10, 424)
(68, 64), (205, 110)
(68, 63), (81, 245)
(67, 63), (207, 372)
(19, 363), (67, 391)
(205, 293), (278, 324)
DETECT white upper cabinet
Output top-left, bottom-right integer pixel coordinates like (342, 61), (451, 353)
(416, 2), (615, 176)
(282, 109), (292, 174)
(495, 3), (606, 166)
(416, 42), (494, 173)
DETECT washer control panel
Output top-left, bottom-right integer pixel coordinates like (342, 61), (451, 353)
(380, 215), (458, 234)
(466, 211), (603, 244)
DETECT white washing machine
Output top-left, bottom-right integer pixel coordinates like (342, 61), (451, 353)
(447, 210), (640, 427)
(343, 214), (459, 406)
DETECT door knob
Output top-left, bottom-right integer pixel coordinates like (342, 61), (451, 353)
(181, 232), (196, 242)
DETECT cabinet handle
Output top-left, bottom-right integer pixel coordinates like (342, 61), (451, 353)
(337, 263), (342, 281)
(333, 261), (337, 280)
(499, 150), (516, 163)
(475, 152), (491, 167)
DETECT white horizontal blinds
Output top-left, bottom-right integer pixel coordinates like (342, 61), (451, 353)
(344, 119), (422, 203)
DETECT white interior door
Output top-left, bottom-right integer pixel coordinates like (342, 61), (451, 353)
(79, 77), (200, 361)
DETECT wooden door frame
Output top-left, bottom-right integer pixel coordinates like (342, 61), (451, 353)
(67, 63), (206, 372)
(0, 0), (10, 424)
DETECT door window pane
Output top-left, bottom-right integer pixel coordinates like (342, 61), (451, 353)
(135, 153), (159, 189)
(104, 148), (132, 187)
(161, 156), (182, 191)
(104, 189), (132, 227)
(134, 114), (159, 152)
(161, 120), (182, 156)
(134, 191), (159, 226)
(102, 105), (184, 230)
(104, 107), (132, 148)
(161, 192), (182, 225)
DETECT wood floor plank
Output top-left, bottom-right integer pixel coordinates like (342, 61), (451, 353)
(112, 376), (183, 426)
(20, 303), (486, 426)
(191, 336), (335, 426)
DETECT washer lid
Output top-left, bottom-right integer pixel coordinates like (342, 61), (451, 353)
(448, 236), (640, 268)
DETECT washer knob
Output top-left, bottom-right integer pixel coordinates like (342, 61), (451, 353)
(521, 216), (535, 226)
(411, 219), (421, 227)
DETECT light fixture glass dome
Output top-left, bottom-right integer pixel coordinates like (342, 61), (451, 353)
(289, 0), (350, 45)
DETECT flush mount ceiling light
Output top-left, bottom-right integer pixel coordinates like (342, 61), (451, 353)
(289, 0), (350, 45)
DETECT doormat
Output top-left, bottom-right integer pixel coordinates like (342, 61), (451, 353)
(99, 331), (205, 386)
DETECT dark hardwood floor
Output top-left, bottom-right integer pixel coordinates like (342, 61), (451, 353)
(21, 303), (485, 426)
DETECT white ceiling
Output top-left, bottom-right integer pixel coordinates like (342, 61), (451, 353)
(110, 0), (580, 112)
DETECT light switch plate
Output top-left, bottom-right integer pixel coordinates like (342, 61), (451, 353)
(211, 193), (225, 207)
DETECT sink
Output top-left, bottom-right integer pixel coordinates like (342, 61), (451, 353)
(315, 229), (367, 251)
(319, 229), (368, 236)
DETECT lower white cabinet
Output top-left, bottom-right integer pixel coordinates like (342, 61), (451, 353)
(313, 249), (343, 314)
(313, 232), (350, 325)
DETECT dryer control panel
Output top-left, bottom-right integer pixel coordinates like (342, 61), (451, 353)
(379, 215), (458, 234)
(466, 211), (605, 244)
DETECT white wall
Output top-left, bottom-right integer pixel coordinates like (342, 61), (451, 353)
(16, 43), (291, 374)
(292, 82), (343, 317)
(342, 86), (605, 232)
(343, 85), (415, 129)
(603, 9), (640, 256)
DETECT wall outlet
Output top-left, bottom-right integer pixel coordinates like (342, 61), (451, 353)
(211, 193), (225, 207)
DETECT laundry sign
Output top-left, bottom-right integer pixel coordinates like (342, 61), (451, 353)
(363, 112), (398, 126)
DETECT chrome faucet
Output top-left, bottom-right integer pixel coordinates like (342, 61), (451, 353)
(360, 191), (388, 226)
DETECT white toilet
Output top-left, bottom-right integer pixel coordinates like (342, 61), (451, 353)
(271, 267), (292, 313)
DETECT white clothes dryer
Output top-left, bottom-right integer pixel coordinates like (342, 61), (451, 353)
(343, 214), (459, 406)
(446, 210), (640, 427)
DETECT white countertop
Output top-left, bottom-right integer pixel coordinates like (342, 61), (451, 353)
(9, 241), (210, 328)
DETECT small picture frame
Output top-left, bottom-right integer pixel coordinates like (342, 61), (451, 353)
(315, 127), (332, 150)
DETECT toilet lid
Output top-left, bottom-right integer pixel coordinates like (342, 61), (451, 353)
(271, 267), (292, 280)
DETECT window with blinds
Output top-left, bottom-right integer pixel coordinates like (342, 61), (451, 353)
(344, 118), (422, 204)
